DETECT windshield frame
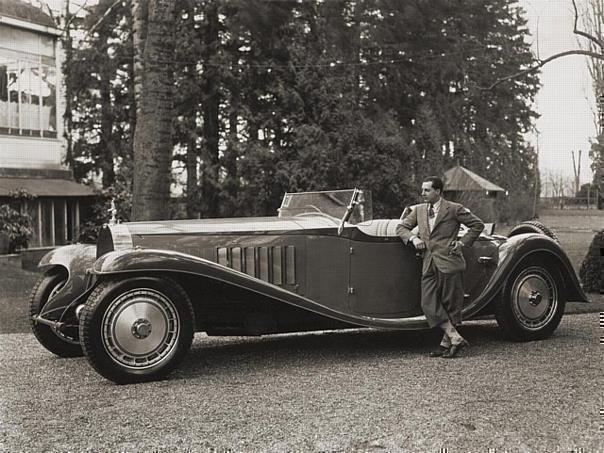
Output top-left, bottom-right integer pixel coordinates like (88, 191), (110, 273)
(278, 189), (372, 224)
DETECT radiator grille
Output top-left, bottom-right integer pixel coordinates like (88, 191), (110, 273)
(216, 245), (296, 285)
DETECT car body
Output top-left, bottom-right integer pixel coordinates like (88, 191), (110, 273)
(30, 189), (588, 383)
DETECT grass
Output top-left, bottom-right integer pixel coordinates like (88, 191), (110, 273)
(0, 265), (39, 334)
(495, 208), (602, 273)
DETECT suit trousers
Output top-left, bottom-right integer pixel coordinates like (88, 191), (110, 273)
(421, 260), (464, 328)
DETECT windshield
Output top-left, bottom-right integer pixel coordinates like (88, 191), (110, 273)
(278, 189), (372, 224)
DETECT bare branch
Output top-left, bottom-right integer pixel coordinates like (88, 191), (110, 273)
(483, 1), (603, 91)
(483, 49), (604, 90)
(82, 0), (122, 39)
(65, 0), (90, 30)
(38, 1), (57, 23)
(572, 0), (604, 50)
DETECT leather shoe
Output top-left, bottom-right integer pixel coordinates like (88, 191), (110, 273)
(442, 339), (469, 358)
(429, 345), (449, 357)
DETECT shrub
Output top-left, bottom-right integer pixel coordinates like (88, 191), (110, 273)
(0, 204), (33, 253)
(579, 230), (603, 293)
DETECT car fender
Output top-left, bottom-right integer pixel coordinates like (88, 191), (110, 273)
(36, 244), (97, 321)
(463, 233), (589, 319)
(92, 248), (434, 329)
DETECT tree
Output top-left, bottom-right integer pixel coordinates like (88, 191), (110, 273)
(544, 170), (573, 198)
(486, 0), (603, 90)
(63, 0), (543, 222)
(131, 0), (177, 221)
(579, 0), (604, 206)
(63, 0), (133, 189)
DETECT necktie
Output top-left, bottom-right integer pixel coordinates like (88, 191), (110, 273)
(429, 205), (435, 219)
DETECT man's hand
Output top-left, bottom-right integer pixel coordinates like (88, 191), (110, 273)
(411, 236), (426, 251)
(449, 240), (463, 256)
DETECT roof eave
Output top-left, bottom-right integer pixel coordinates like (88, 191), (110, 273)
(0, 14), (61, 36)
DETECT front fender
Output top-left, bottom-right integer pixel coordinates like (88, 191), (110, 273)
(37, 244), (97, 321)
(92, 249), (431, 329)
(463, 233), (589, 319)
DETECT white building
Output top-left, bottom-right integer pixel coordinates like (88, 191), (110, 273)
(0, 0), (94, 247)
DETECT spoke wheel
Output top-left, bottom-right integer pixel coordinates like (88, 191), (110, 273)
(495, 261), (565, 342)
(80, 276), (194, 384)
(29, 271), (83, 357)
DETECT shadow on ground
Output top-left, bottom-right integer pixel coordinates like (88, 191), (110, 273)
(176, 322), (507, 379)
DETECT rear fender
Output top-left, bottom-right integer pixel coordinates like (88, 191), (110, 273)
(37, 244), (97, 321)
(463, 234), (589, 319)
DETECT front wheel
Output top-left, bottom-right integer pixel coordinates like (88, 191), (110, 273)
(495, 262), (565, 342)
(29, 271), (83, 357)
(79, 276), (194, 384)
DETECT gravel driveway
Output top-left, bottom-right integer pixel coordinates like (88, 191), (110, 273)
(0, 313), (601, 452)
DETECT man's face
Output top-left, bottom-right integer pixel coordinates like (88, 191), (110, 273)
(421, 181), (441, 204)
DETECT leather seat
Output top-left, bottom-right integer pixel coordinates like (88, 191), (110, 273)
(356, 219), (404, 237)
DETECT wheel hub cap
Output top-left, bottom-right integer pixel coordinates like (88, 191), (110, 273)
(131, 318), (153, 339)
(512, 267), (557, 330)
(528, 290), (543, 306)
(102, 289), (180, 370)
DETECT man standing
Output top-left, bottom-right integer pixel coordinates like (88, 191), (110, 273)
(396, 176), (484, 358)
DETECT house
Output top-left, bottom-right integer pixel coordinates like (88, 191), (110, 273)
(0, 0), (95, 248)
(443, 165), (506, 222)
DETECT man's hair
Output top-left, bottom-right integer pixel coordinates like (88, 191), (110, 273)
(423, 176), (444, 193)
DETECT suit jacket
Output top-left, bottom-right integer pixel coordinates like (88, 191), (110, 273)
(396, 199), (484, 274)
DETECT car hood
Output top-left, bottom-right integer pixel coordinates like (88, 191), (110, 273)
(97, 215), (344, 257)
(120, 215), (339, 236)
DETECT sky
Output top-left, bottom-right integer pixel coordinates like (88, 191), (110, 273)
(519, 0), (598, 191)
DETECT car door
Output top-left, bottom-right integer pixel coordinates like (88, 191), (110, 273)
(348, 237), (423, 318)
(460, 235), (499, 304)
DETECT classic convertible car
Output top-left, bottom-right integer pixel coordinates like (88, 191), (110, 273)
(30, 189), (588, 383)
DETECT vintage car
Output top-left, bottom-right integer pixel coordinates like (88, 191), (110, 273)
(30, 189), (588, 384)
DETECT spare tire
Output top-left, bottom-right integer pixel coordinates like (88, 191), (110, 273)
(508, 220), (559, 243)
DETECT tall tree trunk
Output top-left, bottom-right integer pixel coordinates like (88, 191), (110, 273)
(99, 39), (115, 188)
(200, 2), (220, 218)
(183, 4), (200, 219)
(186, 134), (199, 218)
(126, 4), (137, 160)
(222, 84), (239, 214)
(131, 0), (176, 221)
(62, 0), (73, 169)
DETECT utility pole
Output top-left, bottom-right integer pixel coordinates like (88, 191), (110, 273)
(532, 131), (540, 218)
(595, 94), (604, 209)
(571, 149), (581, 197)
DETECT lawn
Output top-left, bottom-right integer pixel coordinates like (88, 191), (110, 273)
(496, 208), (602, 273)
(0, 266), (39, 334)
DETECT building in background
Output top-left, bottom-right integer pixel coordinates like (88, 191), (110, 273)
(0, 0), (94, 248)
(443, 165), (506, 222)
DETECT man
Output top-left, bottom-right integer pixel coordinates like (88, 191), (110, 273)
(396, 176), (484, 358)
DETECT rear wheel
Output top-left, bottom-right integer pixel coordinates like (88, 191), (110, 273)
(508, 221), (559, 243)
(79, 276), (194, 384)
(495, 261), (565, 341)
(29, 271), (83, 357)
